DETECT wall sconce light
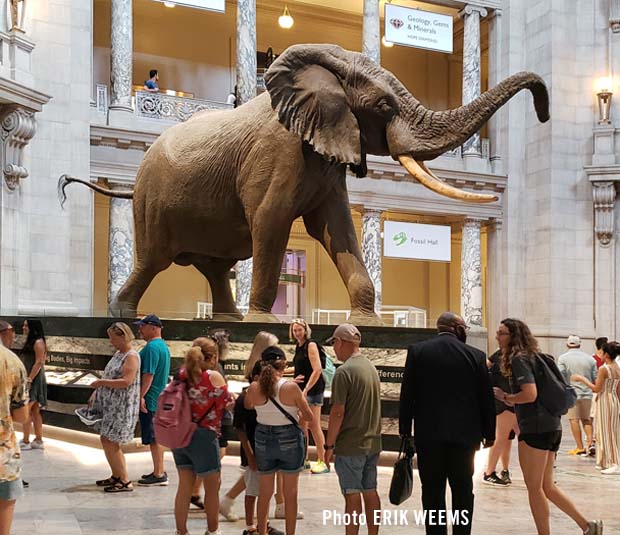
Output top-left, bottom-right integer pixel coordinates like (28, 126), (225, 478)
(278, 5), (294, 29)
(596, 76), (613, 125)
(382, 35), (394, 48)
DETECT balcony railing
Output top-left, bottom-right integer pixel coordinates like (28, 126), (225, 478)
(134, 91), (232, 122)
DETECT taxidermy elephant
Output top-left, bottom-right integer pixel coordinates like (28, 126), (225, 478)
(59, 44), (549, 323)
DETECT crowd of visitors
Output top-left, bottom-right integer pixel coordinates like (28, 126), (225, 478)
(0, 312), (617, 535)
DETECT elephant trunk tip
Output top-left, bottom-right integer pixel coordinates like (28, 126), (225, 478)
(528, 76), (550, 123)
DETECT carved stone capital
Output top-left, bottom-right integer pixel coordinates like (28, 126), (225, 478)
(459, 5), (488, 19)
(611, 0), (620, 32)
(0, 105), (35, 190)
(592, 181), (617, 246)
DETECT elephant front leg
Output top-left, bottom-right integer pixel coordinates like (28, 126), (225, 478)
(304, 191), (382, 326)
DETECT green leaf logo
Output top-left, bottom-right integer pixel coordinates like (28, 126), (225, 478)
(393, 232), (407, 246)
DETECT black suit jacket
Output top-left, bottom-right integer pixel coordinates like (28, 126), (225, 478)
(399, 333), (496, 449)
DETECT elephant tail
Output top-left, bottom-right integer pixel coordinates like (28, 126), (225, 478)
(57, 174), (134, 208)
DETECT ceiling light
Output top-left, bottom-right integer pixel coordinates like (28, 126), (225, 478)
(278, 5), (294, 29)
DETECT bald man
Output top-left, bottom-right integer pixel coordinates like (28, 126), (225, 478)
(399, 312), (495, 535)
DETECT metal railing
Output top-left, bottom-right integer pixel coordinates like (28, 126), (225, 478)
(135, 91), (232, 122)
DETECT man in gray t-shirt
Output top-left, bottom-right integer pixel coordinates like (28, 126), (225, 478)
(558, 335), (597, 456)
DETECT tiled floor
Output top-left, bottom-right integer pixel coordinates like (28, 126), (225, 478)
(12, 426), (620, 535)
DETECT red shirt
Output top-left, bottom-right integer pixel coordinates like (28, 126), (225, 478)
(178, 368), (232, 435)
(593, 354), (603, 369)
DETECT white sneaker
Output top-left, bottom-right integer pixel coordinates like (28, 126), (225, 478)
(584, 520), (603, 534)
(600, 465), (620, 475)
(19, 440), (32, 451)
(274, 502), (304, 520)
(30, 439), (44, 450)
(205, 531), (222, 535)
(219, 496), (238, 522)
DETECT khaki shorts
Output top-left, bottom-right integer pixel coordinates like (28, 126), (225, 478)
(567, 398), (592, 420)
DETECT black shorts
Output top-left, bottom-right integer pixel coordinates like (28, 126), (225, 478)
(218, 423), (237, 448)
(139, 410), (156, 445)
(518, 430), (562, 452)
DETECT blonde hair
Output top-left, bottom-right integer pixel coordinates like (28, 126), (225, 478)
(192, 337), (219, 370)
(185, 346), (209, 383)
(107, 322), (135, 342)
(289, 319), (311, 342)
(245, 331), (279, 381)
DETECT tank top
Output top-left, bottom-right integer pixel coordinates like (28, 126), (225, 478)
(255, 378), (299, 426)
(293, 339), (325, 396)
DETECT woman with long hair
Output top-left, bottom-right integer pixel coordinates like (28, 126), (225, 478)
(172, 342), (232, 535)
(572, 341), (620, 474)
(89, 322), (140, 492)
(19, 319), (48, 450)
(245, 346), (313, 535)
(493, 318), (602, 535)
(289, 319), (329, 474)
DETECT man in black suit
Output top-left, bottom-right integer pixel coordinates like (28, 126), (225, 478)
(399, 312), (495, 535)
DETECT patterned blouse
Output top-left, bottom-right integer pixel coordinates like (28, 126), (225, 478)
(0, 345), (28, 481)
(178, 367), (233, 436)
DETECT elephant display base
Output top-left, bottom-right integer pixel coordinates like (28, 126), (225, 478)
(347, 311), (384, 327)
(212, 312), (244, 322)
(243, 311), (282, 323)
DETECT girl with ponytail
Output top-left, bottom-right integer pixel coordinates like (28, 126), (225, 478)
(245, 346), (313, 535)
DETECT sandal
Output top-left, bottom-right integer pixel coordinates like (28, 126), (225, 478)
(104, 480), (133, 493)
(96, 475), (120, 487)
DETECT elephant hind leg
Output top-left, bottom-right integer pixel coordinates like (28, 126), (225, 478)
(192, 257), (243, 321)
(110, 257), (171, 318)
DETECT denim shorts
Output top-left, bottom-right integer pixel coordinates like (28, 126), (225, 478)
(254, 423), (306, 474)
(306, 391), (324, 406)
(335, 453), (379, 495)
(172, 428), (221, 476)
(0, 479), (23, 501)
(243, 468), (260, 497)
(139, 410), (156, 445)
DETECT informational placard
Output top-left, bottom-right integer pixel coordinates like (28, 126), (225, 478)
(383, 221), (451, 262)
(152, 0), (225, 13)
(384, 4), (453, 53)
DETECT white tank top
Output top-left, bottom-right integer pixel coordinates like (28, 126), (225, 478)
(255, 378), (300, 426)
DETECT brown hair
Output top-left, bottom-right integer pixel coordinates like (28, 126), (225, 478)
(192, 337), (219, 370)
(289, 318), (311, 342)
(185, 346), (210, 383)
(107, 322), (135, 342)
(245, 331), (279, 381)
(602, 341), (620, 361)
(500, 318), (539, 377)
(259, 357), (288, 399)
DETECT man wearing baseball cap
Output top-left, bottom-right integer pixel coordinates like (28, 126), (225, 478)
(558, 335), (597, 456)
(324, 324), (382, 535)
(134, 314), (171, 486)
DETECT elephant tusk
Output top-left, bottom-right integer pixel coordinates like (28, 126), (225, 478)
(397, 155), (499, 203)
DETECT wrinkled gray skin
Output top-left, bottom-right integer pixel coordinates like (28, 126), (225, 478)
(59, 44), (549, 324)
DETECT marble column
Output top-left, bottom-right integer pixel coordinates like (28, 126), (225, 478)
(109, 0), (133, 113)
(361, 208), (382, 313)
(108, 189), (134, 308)
(235, 0), (257, 311)
(362, 0), (380, 65)
(90, 0), (96, 108)
(461, 218), (483, 327)
(487, 9), (502, 173)
(460, 5), (487, 158)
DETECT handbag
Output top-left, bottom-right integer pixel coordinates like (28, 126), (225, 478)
(389, 436), (415, 506)
(269, 395), (302, 429)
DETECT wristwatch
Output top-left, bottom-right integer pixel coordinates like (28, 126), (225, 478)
(324, 444), (334, 451)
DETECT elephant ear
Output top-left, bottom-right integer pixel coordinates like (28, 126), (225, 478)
(265, 49), (362, 167)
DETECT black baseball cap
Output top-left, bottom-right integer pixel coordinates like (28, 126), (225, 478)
(133, 314), (163, 328)
(261, 346), (286, 362)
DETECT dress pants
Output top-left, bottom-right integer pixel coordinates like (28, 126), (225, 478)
(416, 443), (477, 535)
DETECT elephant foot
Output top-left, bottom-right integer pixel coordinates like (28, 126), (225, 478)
(211, 311), (244, 322)
(243, 310), (282, 324)
(347, 310), (384, 327)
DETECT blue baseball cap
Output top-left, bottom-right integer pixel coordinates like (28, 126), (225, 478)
(133, 314), (163, 328)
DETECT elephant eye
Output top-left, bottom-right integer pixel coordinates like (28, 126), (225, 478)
(376, 98), (393, 114)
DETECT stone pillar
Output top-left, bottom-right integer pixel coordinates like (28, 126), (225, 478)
(460, 5), (487, 158)
(487, 9), (503, 173)
(109, 0), (133, 117)
(235, 0), (257, 311)
(90, 0), (96, 108)
(108, 188), (134, 307)
(361, 208), (382, 313)
(362, 0), (380, 65)
(461, 218), (483, 327)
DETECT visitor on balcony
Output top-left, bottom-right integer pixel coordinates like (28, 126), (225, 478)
(143, 69), (159, 93)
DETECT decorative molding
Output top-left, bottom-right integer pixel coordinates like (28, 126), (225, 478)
(0, 105), (35, 190)
(458, 4), (488, 19)
(592, 181), (617, 246)
(610, 0), (620, 32)
(135, 91), (232, 122)
(90, 124), (159, 151)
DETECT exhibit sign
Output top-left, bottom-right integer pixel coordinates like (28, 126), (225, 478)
(151, 0), (225, 12)
(384, 221), (451, 262)
(384, 4), (453, 53)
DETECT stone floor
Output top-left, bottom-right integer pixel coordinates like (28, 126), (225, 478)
(11, 426), (620, 535)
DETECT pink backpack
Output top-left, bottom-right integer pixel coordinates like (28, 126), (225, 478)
(153, 380), (212, 449)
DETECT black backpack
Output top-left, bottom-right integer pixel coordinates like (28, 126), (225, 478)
(534, 354), (578, 417)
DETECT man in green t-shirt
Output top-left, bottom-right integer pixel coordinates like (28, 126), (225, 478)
(134, 314), (171, 486)
(324, 323), (382, 535)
